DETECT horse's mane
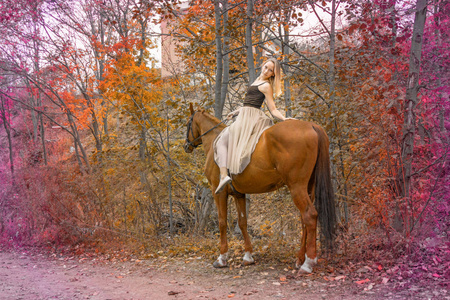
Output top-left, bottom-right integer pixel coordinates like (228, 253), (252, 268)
(198, 109), (222, 125)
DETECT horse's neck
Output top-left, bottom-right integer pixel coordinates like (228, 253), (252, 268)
(199, 116), (220, 153)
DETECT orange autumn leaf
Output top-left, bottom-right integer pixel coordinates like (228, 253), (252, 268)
(355, 278), (370, 284)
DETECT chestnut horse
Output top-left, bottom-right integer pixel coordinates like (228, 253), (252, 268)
(184, 104), (335, 273)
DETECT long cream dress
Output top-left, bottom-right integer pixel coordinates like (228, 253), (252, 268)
(214, 83), (273, 175)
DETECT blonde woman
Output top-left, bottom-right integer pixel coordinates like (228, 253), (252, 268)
(214, 57), (288, 194)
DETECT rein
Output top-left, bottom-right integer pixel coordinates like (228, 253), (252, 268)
(185, 113), (226, 149)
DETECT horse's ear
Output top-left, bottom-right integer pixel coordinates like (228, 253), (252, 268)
(189, 103), (195, 115)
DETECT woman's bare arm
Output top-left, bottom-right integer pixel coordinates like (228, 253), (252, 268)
(259, 83), (286, 121)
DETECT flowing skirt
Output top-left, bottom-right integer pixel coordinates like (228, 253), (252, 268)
(214, 107), (273, 175)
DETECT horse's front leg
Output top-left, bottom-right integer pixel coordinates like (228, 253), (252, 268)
(234, 194), (254, 266)
(213, 192), (229, 268)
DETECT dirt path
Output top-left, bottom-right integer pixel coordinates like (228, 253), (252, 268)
(0, 247), (445, 300)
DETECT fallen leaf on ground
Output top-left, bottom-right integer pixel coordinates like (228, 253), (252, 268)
(355, 278), (370, 284)
(357, 266), (371, 273)
(286, 274), (296, 279)
(168, 291), (181, 296)
(244, 291), (257, 296)
(228, 293), (235, 298)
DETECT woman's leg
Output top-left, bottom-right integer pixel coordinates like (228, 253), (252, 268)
(216, 130), (229, 179)
(215, 130), (231, 194)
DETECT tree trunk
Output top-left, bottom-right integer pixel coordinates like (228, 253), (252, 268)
(0, 96), (14, 178)
(400, 0), (427, 233)
(139, 126), (147, 161)
(30, 103), (38, 141)
(220, 0), (230, 117)
(92, 5), (108, 137)
(281, 13), (292, 117)
(100, 14), (109, 137)
(254, 15), (263, 68)
(196, 186), (214, 233)
(32, 12), (47, 165)
(67, 112), (91, 172)
(165, 104), (174, 235)
(214, 0), (224, 119)
(328, 0), (336, 108)
(39, 113), (47, 165)
(245, 0), (256, 84)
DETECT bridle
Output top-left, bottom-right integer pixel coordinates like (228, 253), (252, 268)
(184, 112), (225, 150)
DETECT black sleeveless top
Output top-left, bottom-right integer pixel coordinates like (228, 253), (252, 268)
(243, 82), (266, 109)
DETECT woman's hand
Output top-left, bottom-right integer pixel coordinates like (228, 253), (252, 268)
(226, 108), (240, 120)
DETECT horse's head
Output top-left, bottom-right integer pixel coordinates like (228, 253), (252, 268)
(184, 103), (202, 153)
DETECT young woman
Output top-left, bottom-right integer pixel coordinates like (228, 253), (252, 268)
(214, 57), (289, 194)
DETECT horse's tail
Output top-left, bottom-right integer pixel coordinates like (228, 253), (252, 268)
(312, 125), (336, 250)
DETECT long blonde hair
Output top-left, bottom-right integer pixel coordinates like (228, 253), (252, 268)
(263, 57), (282, 97)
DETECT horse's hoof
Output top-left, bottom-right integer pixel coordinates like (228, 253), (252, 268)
(296, 268), (312, 276)
(242, 259), (255, 266)
(213, 260), (228, 268)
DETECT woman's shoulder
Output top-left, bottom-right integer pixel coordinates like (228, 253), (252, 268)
(257, 81), (272, 93)
(251, 80), (269, 87)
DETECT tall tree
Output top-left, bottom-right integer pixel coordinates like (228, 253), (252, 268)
(245, 0), (256, 83)
(400, 0), (428, 232)
(0, 94), (14, 178)
(214, 0), (224, 119)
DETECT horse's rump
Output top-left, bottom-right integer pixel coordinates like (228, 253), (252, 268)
(231, 120), (320, 194)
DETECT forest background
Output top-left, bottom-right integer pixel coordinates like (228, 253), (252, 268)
(0, 0), (448, 279)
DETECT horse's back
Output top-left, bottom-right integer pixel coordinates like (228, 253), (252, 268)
(261, 119), (320, 156)
(267, 119), (319, 139)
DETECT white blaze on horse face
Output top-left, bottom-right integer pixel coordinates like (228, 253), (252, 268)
(300, 254), (318, 273)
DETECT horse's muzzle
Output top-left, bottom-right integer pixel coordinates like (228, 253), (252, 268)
(183, 143), (193, 153)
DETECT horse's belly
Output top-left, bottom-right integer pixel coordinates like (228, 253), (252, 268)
(232, 170), (284, 194)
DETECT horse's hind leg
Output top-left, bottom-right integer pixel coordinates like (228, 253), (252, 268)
(290, 185), (318, 273)
(213, 192), (229, 268)
(296, 176), (316, 267)
(296, 217), (307, 268)
(233, 194), (254, 266)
